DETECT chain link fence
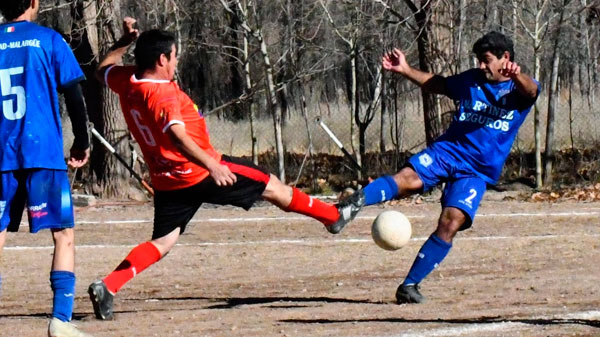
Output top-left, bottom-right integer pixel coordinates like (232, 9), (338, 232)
(207, 90), (600, 166)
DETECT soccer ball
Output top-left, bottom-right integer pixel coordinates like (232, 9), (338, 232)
(371, 210), (412, 251)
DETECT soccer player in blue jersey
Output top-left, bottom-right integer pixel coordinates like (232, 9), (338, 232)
(331, 31), (540, 304)
(0, 1), (91, 336)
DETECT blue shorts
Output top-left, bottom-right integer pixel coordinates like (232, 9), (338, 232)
(408, 145), (486, 228)
(0, 169), (74, 233)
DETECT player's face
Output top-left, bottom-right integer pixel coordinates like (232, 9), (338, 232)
(166, 44), (178, 80)
(477, 51), (508, 82)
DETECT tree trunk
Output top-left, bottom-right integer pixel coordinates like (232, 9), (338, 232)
(544, 0), (567, 187)
(380, 67), (387, 153)
(456, 0), (467, 72)
(258, 31), (285, 182)
(415, 2), (440, 145)
(532, 1), (543, 189)
(83, 0), (137, 198)
(241, 2), (258, 164)
(350, 44), (362, 179)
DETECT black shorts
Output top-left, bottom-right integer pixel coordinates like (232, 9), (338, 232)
(152, 155), (271, 239)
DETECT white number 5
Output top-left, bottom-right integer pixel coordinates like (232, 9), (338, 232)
(0, 67), (26, 120)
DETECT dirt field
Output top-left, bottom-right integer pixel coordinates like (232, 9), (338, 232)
(1, 198), (599, 337)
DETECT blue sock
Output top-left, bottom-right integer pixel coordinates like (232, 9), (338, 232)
(50, 270), (75, 322)
(363, 175), (399, 205)
(404, 234), (452, 285)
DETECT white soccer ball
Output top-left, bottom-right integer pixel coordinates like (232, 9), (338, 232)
(371, 210), (412, 251)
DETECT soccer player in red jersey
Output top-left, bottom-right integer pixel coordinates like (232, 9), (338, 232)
(88, 18), (341, 320)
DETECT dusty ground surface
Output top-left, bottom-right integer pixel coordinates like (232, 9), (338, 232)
(1, 197), (599, 337)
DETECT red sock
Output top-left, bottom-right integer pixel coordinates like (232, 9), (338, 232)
(285, 188), (339, 225)
(103, 242), (161, 294)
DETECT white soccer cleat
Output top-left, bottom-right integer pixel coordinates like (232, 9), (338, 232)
(48, 317), (93, 337)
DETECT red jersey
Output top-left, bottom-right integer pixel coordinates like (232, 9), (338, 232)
(106, 65), (221, 191)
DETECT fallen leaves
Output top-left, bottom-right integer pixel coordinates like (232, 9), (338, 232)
(531, 183), (600, 202)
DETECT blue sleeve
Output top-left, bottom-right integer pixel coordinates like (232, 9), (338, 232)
(51, 32), (85, 89)
(445, 69), (477, 100)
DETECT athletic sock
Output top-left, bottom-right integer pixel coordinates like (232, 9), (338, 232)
(103, 241), (161, 294)
(363, 175), (399, 206)
(50, 270), (75, 322)
(403, 234), (452, 285)
(285, 188), (339, 225)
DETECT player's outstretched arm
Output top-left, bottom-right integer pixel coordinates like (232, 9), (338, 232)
(167, 124), (237, 186)
(382, 48), (447, 95)
(95, 17), (139, 84)
(500, 60), (539, 98)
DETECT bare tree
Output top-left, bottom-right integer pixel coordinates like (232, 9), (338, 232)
(515, 0), (553, 188)
(219, 0), (287, 182)
(544, 0), (571, 186)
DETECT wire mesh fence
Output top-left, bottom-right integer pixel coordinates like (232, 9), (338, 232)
(207, 90), (600, 161)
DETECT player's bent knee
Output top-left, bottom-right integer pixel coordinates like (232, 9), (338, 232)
(151, 227), (181, 256)
(52, 228), (74, 243)
(436, 209), (466, 241)
(393, 167), (423, 193)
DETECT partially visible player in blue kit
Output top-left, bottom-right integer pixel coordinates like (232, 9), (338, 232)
(331, 31), (540, 304)
(0, 1), (91, 336)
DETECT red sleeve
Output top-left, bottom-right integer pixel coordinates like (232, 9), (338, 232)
(105, 65), (136, 94)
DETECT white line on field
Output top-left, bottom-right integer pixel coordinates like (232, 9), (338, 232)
(373, 322), (528, 337)
(5, 233), (599, 251)
(75, 210), (600, 225)
(562, 310), (600, 319)
(366, 310), (600, 337)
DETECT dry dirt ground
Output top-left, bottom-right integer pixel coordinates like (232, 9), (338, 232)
(1, 197), (599, 337)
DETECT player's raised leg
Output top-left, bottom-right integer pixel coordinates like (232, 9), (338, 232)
(261, 174), (340, 231)
(331, 166), (423, 234)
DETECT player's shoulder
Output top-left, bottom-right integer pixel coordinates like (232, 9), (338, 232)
(23, 22), (63, 41)
(458, 68), (481, 79)
(108, 65), (136, 78)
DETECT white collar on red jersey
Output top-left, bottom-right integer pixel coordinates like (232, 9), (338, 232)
(131, 74), (172, 83)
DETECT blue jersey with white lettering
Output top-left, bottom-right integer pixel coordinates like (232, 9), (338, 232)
(0, 21), (84, 171)
(435, 69), (539, 184)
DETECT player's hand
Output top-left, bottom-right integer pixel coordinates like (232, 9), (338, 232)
(208, 162), (237, 186)
(499, 60), (521, 79)
(122, 17), (139, 43)
(68, 147), (90, 168)
(382, 48), (408, 74)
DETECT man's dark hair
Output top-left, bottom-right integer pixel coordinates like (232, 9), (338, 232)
(472, 31), (514, 61)
(134, 29), (176, 71)
(0, 0), (30, 21)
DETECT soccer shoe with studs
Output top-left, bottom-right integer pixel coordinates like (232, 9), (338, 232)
(327, 189), (365, 234)
(395, 283), (426, 304)
(48, 318), (92, 337)
(88, 280), (114, 320)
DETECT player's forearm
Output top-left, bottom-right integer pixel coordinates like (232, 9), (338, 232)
(95, 36), (135, 83)
(63, 82), (90, 150)
(168, 127), (220, 171)
(402, 67), (447, 95)
(512, 73), (538, 98)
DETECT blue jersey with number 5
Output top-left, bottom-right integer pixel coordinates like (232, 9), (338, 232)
(0, 21), (84, 171)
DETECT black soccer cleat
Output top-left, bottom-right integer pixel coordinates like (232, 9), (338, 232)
(327, 189), (366, 234)
(396, 283), (426, 304)
(88, 280), (114, 320)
